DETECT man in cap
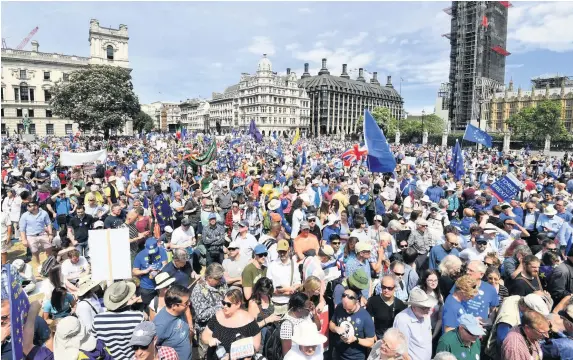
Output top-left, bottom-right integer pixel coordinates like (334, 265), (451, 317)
(267, 239), (301, 315)
(293, 221), (320, 262)
(168, 218), (196, 253)
(133, 238), (169, 307)
(537, 205), (565, 233)
(104, 176), (120, 206)
(393, 287), (438, 360)
(436, 313), (485, 359)
(307, 213), (322, 240)
(241, 243), (268, 301)
(129, 321), (179, 360)
(222, 240), (249, 288)
(202, 213), (226, 265)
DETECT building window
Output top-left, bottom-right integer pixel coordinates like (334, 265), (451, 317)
(14, 88), (19, 101)
(29, 124), (36, 134)
(46, 124), (54, 135)
(44, 72), (50, 80)
(16, 109), (22, 117)
(44, 90), (51, 101)
(566, 100), (573, 108)
(65, 124), (73, 134)
(1, 109), (3, 117)
(63, 73), (69, 81)
(1, 88), (3, 101)
(20, 86), (29, 101)
(20, 70), (26, 79)
(28, 109), (34, 117)
(107, 45), (114, 60)
(46, 109), (53, 118)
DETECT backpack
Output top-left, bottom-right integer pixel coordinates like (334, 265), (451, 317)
(40, 255), (58, 277)
(262, 237), (277, 251)
(262, 211), (272, 232)
(261, 319), (293, 360)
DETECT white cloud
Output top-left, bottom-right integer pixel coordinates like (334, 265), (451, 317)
(317, 30), (338, 38)
(399, 39), (409, 46)
(212, 62), (222, 68)
(343, 32), (368, 46)
(285, 43), (299, 51)
(388, 37), (397, 44)
(246, 36), (275, 56)
(378, 36), (388, 43)
(405, 105), (436, 116)
(298, 7), (311, 14)
(314, 41), (325, 48)
(508, 2), (573, 52)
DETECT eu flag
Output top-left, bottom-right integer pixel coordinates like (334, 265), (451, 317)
(363, 109), (396, 173)
(463, 123), (493, 148)
(449, 140), (465, 181)
(249, 119), (263, 143)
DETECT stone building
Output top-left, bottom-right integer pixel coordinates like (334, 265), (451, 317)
(489, 76), (573, 132)
(180, 98), (210, 132)
(1, 19), (132, 137)
(297, 59), (404, 136)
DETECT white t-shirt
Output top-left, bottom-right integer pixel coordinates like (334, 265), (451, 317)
(171, 226), (195, 248)
(75, 296), (103, 329)
(61, 257), (89, 280)
(235, 233), (259, 259)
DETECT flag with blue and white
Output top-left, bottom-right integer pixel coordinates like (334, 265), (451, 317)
(463, 124), (492, 148)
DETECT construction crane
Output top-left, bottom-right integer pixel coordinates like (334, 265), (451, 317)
(15, 26), (39, 50)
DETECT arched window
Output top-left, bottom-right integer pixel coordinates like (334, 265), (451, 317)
(106, 45), (114, 60)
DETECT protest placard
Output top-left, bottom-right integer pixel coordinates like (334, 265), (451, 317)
(230, 337), (255, 360)
(402, 156), (416, 166)
(489, 173), (524, 201)
(60, 149), (107, 166)
(88, 228), (132, 282)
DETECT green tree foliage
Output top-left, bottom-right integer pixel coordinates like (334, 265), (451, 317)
(505, 100), (566, 141)
(133, 111), (155, 134)
(399, 114), (444, 136)
(355, 107), (399, 136)
(50, 65), (140, 139)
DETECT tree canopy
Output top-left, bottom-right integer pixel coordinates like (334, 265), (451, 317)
(399, 113), (444, 137)
(50, 65), (140, 139)
(133, 111), (155, 134)
(505, 100), (566, 141)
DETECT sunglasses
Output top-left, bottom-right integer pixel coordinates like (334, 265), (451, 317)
(228, 248), (238, 251)
(256, 253), (268, 258)
(449, 242), (459, 247)
(341, 293), (357, 301)
(476, 241), (488, 245)
(309, 219), (316, 222)
(399, 244), (408, 249)
(221, 300), (234, 308)
(331, 242), (340, 245)
(393, 272), (404, 276)
(381, 285), (395, 291)
(132, 344), (150, 351)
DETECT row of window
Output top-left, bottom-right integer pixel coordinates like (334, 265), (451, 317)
(1, 108), (53, 118)
(17, 70), (69, 82)
(0, 123), (73, 135)
(1, 87), (52, 102)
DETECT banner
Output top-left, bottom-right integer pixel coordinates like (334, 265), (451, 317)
(7, 264), (30, 360)
(402, 156), (416, 166)
(88, 228), (131, 282)
(489, 173), (524, 201)
(60, 149), (107, 166)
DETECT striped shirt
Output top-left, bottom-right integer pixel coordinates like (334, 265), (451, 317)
(91, 310), (145, 360)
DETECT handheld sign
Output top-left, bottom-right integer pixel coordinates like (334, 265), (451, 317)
(489, 173), (524, 201)
(88, 228), (131, 282)
(229, 337), (255, 360)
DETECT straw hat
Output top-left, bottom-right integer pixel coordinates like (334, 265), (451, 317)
(291, 321), (327, 346)
(154, 272), (176, 290)
(406, 288), (438, 308)
(77, 277), (101, 297)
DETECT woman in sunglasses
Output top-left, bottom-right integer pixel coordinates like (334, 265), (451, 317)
(202, 288), (261, 360)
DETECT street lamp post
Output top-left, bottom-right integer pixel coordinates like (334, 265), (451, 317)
(421, 109), (426, 143)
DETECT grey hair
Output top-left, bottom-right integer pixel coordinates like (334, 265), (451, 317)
(438, 199), (449, 209)
(382, 328), (408, 355)
(380, 274), (397, 287)
(205, 263), (225, 280)
(515, 245), (532, 257)
(172, 248), (189, 262)
(433, 352), (457, 360)
(468, 260), (487, 273)
(438, 255), (462, 276)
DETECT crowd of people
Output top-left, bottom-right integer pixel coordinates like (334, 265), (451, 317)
(1, 131), (573, 360)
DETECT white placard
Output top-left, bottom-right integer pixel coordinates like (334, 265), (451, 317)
(60, 150), (107, 166)
(88, 228), (132, 282)
(230, 337), (255, 360)
(402, 156), (416, 165)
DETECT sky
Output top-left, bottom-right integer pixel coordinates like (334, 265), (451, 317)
(2, 1), (572, 115)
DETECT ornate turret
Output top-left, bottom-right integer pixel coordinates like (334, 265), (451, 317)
(386, 75), (393, 88)
(508, 79), (514, 91)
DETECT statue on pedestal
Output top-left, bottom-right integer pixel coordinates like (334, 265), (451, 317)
(22, 115), (31, 134)
(422, 131), (428, 145)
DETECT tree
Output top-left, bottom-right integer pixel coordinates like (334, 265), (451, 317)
(399, 114), (444, 137)
(50, 65), (140, 139)
(355, 107), (399, 136)
(505, 107), (537, 141)
(133, 111), (155, 134)
(505, 100), (566, 141)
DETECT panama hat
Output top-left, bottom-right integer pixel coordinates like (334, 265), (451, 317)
(268, 199), (281, 211)
(154, 272), (176, 290)
(406, 288), (438, 308)
(544, 205), (557, 216)
(77, 277), (101, 297)
(104, 281), (136, 311)
(291, 321), (327, 346)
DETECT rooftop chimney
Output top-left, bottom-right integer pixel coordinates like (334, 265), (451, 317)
(341, 64), (350, 79)
(31, 40), (39, 52)
(357, 68), (366, 82)
(287, 68), (291, 75)
(386, 75), (394, 88)
(318, 58), (330, 75)
(301, 63), (311, 79)
(370, 71), (380, 85)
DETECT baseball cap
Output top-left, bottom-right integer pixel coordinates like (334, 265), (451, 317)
(373, 215), (383, 222)
(476, 235), (488, 244)
(239, 221), (249, 229)
(300, 221), (310, 230)
(319, 245), (335, 259)
(277, 240), (289, 252)
(129, 321), (156, 347)
(164, 226), (173, 233)
(415, 219), (428, 226)
(145, 238), (158, 254)
(523, 294), (550, 316)
(355, 242), (372, 253)
(254, 244), (268, 255)
(208, 213), (217, 220)
(483, 223), (499, 233)
(228, 241), (239, 250)
(459, 314), (486, 336)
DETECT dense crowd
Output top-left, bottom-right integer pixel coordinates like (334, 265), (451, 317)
(1, 132), (573, 360)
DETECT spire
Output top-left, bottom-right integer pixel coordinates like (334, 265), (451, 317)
(318, 58), (330, 75)
(301, 63), (311, 79)
(341, 64), (350, 79)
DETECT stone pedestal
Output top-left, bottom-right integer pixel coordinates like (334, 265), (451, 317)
(395, 131), (400, 145)
(544, 135), (551, 153)
(441, 132), (448, 147)
(21, 134), (35, 142)
(503, 132), (511, 153)
(422, 131), (428, 145)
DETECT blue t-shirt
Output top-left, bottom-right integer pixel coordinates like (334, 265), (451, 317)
(42, 293), (74, 319)
(442, 294), (468, 332)
(331, 304), (375, 360)
(154, 308), (192, 360)
(450, 281), (499, 320)
(133, 248), (168, 290)
(429, 245), (460, 270)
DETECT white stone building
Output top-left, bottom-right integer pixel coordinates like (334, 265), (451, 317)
(1, 19), (132, 137)
(180, 99), (210, 132)
(209, 55), (310, 136)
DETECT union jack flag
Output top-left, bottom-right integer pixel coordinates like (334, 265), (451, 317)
(341, 144), (368, 163)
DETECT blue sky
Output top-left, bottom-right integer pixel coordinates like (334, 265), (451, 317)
(2, 1), (572, 115)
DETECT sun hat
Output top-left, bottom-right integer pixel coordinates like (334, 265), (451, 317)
(415, 218), (428, 226)
(104, 280), (137, 311)
(459, 313), (486, 336)
(483, 223), (499, 233)
(373, 215), (383, 222)
(277, 239), (289, 252)
(227, 241), (240, 249)
(129, 321), (156, 347)
(544, 205), (557, 216)
(93, 220), (104, 229)
(355, 242), (372, 253)
(77, 277), (101, 297)
(291, 321), (327, 346)
(154, 272), (176, 290)
(268, 199), (281, 211)
(347, 269), (369, 290)
(406, 287), (438, 308)
(145, 238), (159, 254)
(523, 294), (550, 316)
(164, 226), (173, 233)
(319, 245), (335, 259)
(253, 244), (268, 255)
(54, 316), (97, 359)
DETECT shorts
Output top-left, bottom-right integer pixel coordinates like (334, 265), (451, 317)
(1, 237), (9, 254)
(27, 233), (52, 253)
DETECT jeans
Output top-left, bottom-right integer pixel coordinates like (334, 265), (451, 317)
(76, 241), (89, 260)
(138, 287), (157, 308)
(206, 249), (223, 265)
